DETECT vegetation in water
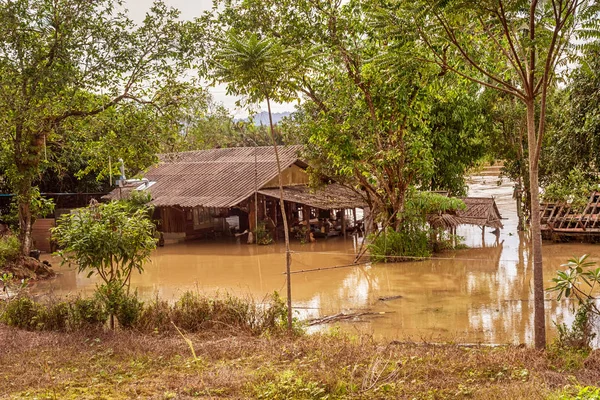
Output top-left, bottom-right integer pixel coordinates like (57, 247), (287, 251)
(255, 222), (274, 245)
(368, 191), (466, 262)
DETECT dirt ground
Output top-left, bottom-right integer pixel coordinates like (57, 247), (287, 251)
(1, 325), (599, 399)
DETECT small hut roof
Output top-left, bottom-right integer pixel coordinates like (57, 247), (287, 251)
(258, 184), (367, 210)
(456, 197), (504, 229)
(104, 146), (304, 208)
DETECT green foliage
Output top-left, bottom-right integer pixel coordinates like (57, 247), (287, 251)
(171, 292), (212, 331)
(0, 296), (41, 330)
(368, 190), (466, 262)
(53, 200), (157, 291)
(1, 292), (294, 335)
(36, 301), (70, 331)
(0, 235), (20, 266)
(548, 255), (600, 352)
(541, 46), (600, 188)
(211, 33), (301, 106)
(554, 302), (596, 351)
(543, 168), (600, 210)
(95, 282), (144, 329)
(67, 297), (108, 329)
(53, 200), (155, 329)
(548, 255), (600, 304)
(254, 370), (328, 400)
(554, 386), (600, 400)
(256, 222), (274, 245)
(1, 295), (108, 331)
(0, 0), (196, 256)
(368, 227), (430, 263)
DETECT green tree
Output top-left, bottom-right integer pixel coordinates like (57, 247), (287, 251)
(389, 0), (600, 349)
(0, 0), (195, 257)
(52, 199), (157, 329)
(211, 33), (299, 330)
(541, 45), (600, 194)
(215, 0), (486, 233)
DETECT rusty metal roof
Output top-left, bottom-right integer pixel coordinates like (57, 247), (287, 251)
(105, 146), (303, 208)
(258, 184), (367, 210)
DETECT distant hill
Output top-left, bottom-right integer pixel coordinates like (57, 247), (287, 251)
(236, 111), (292, 125)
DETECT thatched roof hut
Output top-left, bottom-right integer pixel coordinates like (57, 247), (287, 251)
(456, 197), (504, 229)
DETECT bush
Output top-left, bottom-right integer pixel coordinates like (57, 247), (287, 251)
(368, 227), (431, 263)
(36, 301), (69, 331)
(95, 283), (144, 329)
(0, 291), (296, 336)
(0, 235), (20, 266)
(171, 292), (212, 331)
(0, 296), (41, 330)
(68, 297), (108, 329)
(137, 296), (171, 333)
(116, 292), (144, 328)
(552, 301), (596, 352)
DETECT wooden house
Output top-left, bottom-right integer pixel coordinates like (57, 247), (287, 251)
(105, 146), (366, 244)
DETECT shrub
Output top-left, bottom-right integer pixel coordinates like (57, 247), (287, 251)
(171, 292), (211, 331)
(0, 296), (40, 330)
(256, 222), (274, 245)
(0, 292), (297, 336)
(368, 227), (431, 263)
(36, 301), (69, 331)
(95, 282), (144, 329)
(68, 297), (108, 329)
(0, 235), (20, 266)
(555, 302), (596, 350)
(136, 296), (171, 333)
(116, 291), (144, 329)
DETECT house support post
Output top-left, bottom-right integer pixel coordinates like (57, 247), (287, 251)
(341, 209), (347, 238)
(303, 204), (311, 242)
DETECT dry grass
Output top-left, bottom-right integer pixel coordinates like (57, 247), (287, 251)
(0, 325), (599, 399)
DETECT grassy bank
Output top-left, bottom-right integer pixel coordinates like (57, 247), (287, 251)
(1, 325), (600, 399)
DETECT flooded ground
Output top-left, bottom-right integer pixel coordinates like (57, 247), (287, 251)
(35, 176), (599, 345)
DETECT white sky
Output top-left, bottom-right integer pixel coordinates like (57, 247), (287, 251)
(125, 0), (296, 118)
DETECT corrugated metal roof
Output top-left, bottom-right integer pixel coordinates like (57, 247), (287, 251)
(105, 146), (303, 208)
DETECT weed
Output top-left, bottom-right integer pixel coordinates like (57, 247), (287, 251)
(253, 370), (328, 400)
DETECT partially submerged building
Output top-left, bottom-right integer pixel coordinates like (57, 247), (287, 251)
(105, 146), (366, 244)
(540, 191), (600, 241)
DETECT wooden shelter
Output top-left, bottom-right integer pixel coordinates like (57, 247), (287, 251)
(540, 191), (600, 241)
(105, 146), (366, 244)
(456, 197), (504, 229)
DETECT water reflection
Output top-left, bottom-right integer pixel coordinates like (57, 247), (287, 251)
(35, 175), (599, 345)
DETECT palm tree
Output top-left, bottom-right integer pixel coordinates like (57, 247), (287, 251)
(212, 33), (297, 330)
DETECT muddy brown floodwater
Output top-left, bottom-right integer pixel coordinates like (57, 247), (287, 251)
(35, 176), (600, 346)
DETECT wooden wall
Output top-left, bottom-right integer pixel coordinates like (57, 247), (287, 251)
(263, 164), (309, 188)
(32, 218), (55, 253)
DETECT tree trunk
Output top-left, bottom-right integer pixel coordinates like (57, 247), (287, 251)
(266, 96), (293, 332)
(526, 100), (546, 349)
(17, 177), (33, 256)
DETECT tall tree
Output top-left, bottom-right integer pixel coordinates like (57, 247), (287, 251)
(383, 0), (600, 348)
(0, 0), (196, 256)
(214, 0), (487, 231)
(211, 33), (298, 330)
